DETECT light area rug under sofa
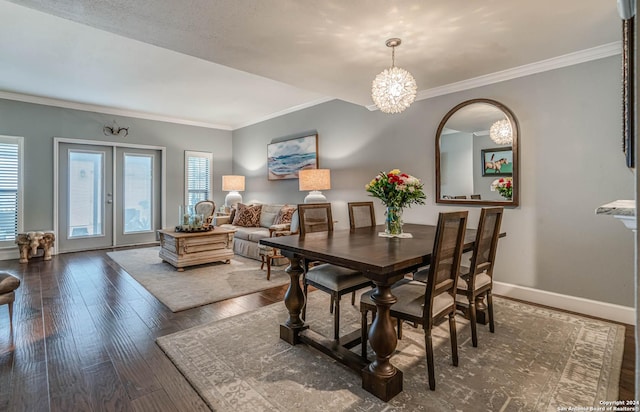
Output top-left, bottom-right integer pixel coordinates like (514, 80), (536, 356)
(156, 291), (624, 411)
(107, 246), (289, 312)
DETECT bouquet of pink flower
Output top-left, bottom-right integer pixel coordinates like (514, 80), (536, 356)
(365, 169), (426, 208)
(490, 177), (513, 199)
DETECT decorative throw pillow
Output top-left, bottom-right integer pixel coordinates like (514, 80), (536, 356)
(230, 204), (245, 225)
(259, 204), (283, 228)
(274, 205), (297, 225)
(232, 203), (263, 227)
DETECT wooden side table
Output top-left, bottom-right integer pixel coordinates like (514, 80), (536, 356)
(158, 227), (236, 271)
(15, 232), (55, 263)
(258, 244), (283, 280)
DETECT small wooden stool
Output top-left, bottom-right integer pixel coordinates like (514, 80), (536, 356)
(258, 244), (283, 280)
(0, 272), (20, 330)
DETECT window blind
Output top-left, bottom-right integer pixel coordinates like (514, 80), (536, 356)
(185, 152), (212, 207)
(0, 141), (19, 242)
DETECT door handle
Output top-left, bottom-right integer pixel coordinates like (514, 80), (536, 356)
(107, 199), (113, 204)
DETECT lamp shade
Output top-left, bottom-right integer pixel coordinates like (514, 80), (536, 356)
(299, 169), (331, 191)
(222, 175), (245, 192)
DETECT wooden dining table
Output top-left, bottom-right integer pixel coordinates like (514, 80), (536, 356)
(260, 223), (486, 402)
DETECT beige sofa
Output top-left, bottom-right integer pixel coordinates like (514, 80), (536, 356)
(216, 204), (294, 265)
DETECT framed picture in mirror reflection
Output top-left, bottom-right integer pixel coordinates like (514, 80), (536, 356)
(481, 147), (513, 176)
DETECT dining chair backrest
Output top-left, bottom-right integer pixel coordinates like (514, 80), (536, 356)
(423, 211), (468, 326)
(289, 209), (300, 234)
(467, 207), (504, 287)
(297, 203), (333, 237)
(347, 201), (376, 229)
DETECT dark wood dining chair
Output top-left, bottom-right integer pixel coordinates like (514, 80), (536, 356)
(298, 203), (333, 236)
(347, 201), (376, 229)
(299, 203), (374, 340)
(455, 206), (503, 347)
(360, 210), (468, 390)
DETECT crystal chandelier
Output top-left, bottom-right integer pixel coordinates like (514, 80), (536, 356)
(371, 38), (417, 114)
(489, 119), (513, 145)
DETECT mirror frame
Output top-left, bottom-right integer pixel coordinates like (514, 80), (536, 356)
(435, 98), (520, 207)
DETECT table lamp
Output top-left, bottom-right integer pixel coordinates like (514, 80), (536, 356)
(222, 175), (245, 208)
(299, 169), (331, 203)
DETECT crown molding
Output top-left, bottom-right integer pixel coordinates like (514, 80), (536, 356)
(0, 90), (334, 131)
(366, 42), (622, 111)
(0, 91), (233, 130)
(0, 41), (621, 125)
(231, 97), (335, 130)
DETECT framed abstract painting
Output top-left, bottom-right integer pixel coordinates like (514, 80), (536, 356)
(267, 134), (318, 180)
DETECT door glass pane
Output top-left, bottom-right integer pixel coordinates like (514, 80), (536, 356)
(124, 154), (152, 233)
(68, 151), (103, 238)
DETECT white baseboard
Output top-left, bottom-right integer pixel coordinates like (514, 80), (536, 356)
(0, 248), (19, 261)
(0, 246), (632, 325)
(494, 281), (634, 325)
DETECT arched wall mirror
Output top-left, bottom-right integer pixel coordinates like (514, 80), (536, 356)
(436, 98), (519, 206)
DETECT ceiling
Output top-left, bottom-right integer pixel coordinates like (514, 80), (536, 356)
(0, 0), (621, 130)
(444, 102), (507, 134)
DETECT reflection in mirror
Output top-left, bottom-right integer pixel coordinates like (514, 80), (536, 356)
(436, 99), (519, 206)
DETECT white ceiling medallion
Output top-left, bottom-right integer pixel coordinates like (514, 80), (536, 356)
(371, 38), (417, 114)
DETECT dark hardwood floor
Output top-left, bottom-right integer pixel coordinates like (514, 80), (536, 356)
(0, 249), (635, 411)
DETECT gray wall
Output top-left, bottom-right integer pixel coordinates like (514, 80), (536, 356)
(232, 55), (635, 307)
(0, 99), (233, 231)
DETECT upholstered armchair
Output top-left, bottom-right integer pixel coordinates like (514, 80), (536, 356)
(195, 200), (216, 227)
(0, 272), (20, 330)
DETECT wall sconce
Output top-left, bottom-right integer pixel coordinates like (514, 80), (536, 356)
(222, 175), (245, 208)
(103, 121), (129, 138)
(299, 169), (331, 203)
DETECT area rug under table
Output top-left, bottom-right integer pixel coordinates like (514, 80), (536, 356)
(107, 247), (289, 312)
(156, 292), (624, 411)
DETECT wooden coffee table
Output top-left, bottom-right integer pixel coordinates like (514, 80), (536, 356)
(158, 227), (236, 271)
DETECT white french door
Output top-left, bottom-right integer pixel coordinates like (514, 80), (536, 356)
(57, 141), (163, 253)
(114, 147), (161, 246)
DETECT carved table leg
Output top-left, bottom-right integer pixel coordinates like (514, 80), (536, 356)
(362, 281), (403, 401)
(42, 233), (55, 260)
(18, 243), (30, 263)
(280, 256), (307, 345)
(16, 234), (30, 263)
